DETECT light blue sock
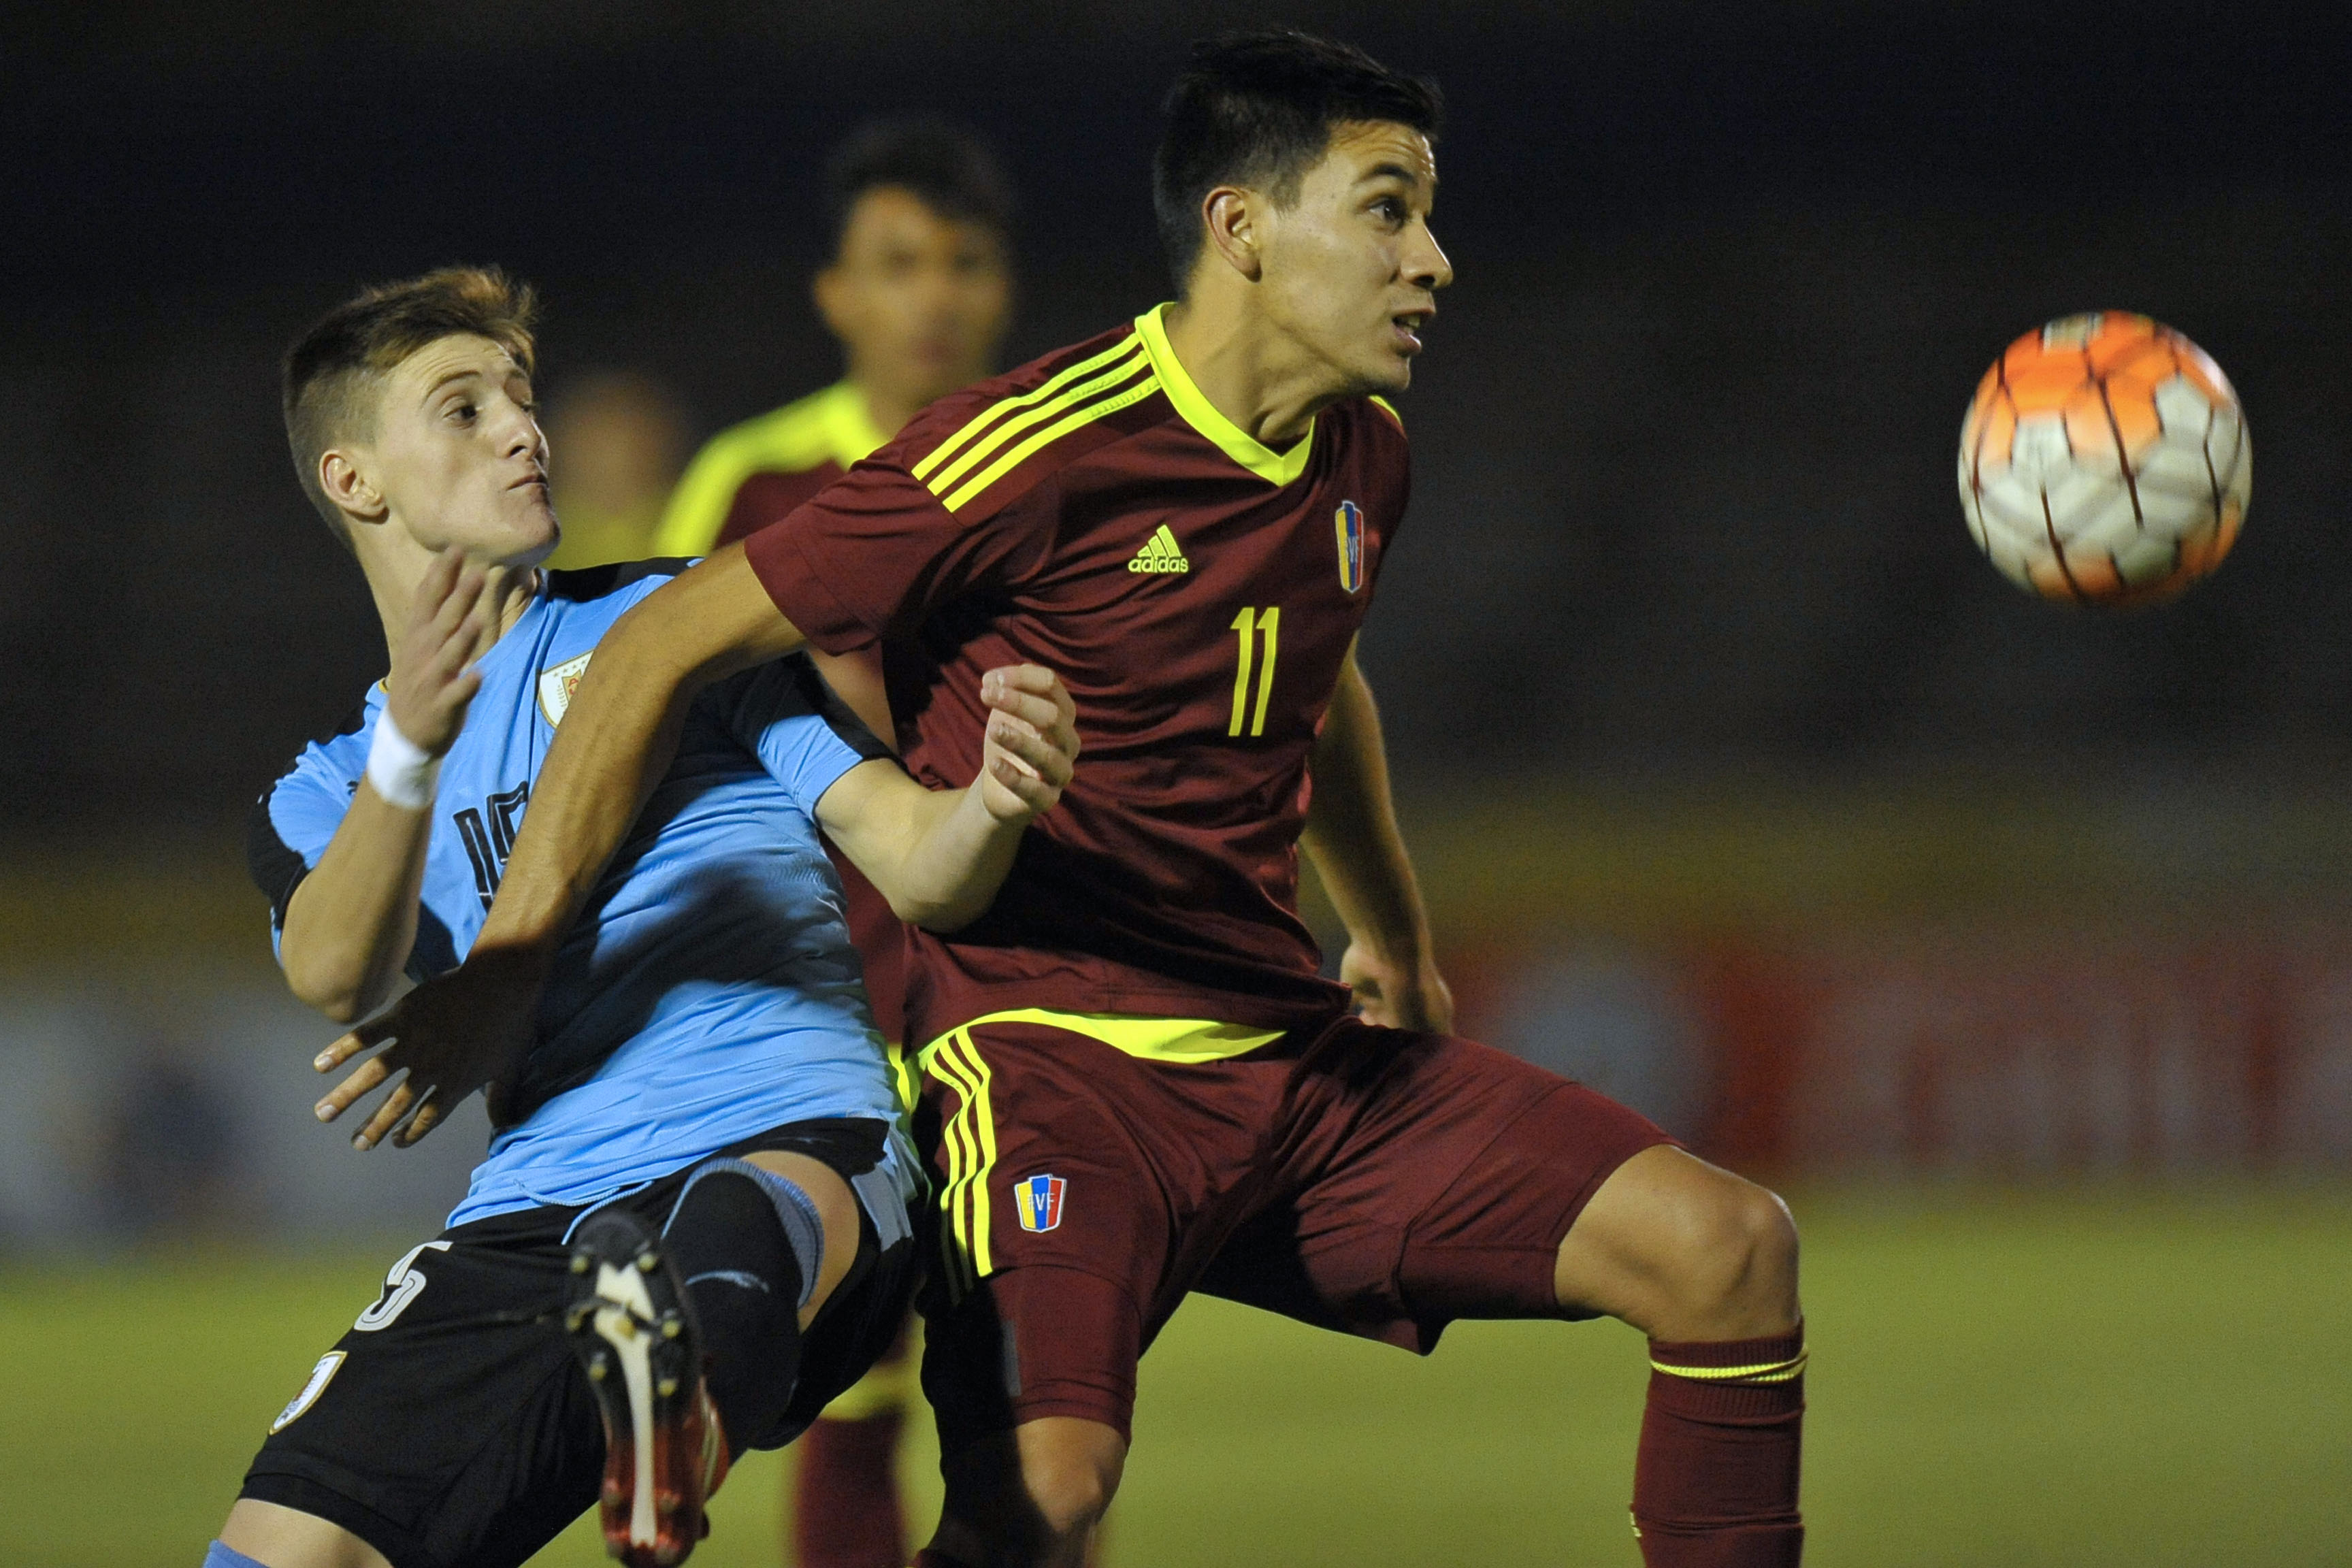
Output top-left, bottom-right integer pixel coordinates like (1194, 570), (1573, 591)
(205, 1542), (270, 1568)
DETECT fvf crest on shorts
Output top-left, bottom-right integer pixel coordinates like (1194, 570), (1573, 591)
(1014, 1173), (1066, 1233)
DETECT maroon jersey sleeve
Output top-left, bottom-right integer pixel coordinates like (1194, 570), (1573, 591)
(740, 454), (1056, 656)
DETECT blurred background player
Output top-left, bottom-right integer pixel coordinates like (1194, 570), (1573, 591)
(655, 119), (1018, 1568)
(538, 370), (693, 570)
(653, 120), (1015, 561)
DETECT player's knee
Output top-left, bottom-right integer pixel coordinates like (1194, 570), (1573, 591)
(1659, 1171), (1798, 1328)
(939, 1418), (1125, 1566)
(1016, 1425), (1122, 1544)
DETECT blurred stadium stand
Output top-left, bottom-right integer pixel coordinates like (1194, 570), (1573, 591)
(1454, 932), (2352, 1171)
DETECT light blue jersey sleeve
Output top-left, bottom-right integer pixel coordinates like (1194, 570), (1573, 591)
(715, 656), (895, 816)
(247, 700), (376, 958)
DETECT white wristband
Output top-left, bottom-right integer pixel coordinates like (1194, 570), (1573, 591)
(366, 710), (442, 811)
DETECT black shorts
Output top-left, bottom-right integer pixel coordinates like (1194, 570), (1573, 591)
(240, 1117), (919, 1568)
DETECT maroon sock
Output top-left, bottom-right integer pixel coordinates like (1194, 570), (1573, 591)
(1632, 1324), (1807, 1568)
(794, 1411), (908, 1568)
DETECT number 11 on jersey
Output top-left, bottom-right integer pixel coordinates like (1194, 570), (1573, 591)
(1228, 606), (1280, 738)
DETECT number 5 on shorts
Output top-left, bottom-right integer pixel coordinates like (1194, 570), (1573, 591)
(355, 1239), (453, 1332)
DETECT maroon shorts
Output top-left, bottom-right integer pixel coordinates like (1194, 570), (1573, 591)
(912, 1013), (1674, 1450)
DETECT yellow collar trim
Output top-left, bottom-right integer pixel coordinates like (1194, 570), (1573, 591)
(819, 380), (892, 469)
(1132, 303), (1316, 487)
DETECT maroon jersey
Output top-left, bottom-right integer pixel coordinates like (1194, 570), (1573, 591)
(745, 306), (1409, 1043)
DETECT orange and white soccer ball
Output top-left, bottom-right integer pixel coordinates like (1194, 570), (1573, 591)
(1958, 312), (2250, 604)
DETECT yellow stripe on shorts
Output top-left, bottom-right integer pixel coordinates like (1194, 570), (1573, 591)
(943, 1008), (1283, 1064)
(927, 1034), (981, 1294)
(924, 1029), (1000, 1298)
(915, 1010), (1286, 1301)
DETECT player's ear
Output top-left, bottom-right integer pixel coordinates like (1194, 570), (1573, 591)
(1200, 186), (1264, 284)
(320, 448), (389, 526)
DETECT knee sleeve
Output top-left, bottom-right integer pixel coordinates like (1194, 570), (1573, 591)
(661, 1158), (828, 1449)
(668, 1156), (826, 1309)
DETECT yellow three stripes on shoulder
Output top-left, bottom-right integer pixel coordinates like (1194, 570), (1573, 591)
(911, 336), (1158, 513)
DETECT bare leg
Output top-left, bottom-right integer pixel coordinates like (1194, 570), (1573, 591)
(216, 1499), (392, 1568)
(1552, 1144), (1799, 1337)
(923, 1416), (1126, 1568)
(1555, 1144), (1806, 1568)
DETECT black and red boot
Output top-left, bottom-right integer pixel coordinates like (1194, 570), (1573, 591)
(564, 1209), (730, 1566)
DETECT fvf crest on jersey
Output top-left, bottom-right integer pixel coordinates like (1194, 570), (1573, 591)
(1334, 500), (1365, 593)
(1014, 1173), (1066, 1232)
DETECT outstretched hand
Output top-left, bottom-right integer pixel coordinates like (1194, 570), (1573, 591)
(386, 546), (501, 755)
(975, 664), (1079, 822)
(311, 945), (548, 1149)
(1341, 941), (1456, 1034)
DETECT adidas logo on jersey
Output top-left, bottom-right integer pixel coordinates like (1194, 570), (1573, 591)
(1128, 524), (1190, 574)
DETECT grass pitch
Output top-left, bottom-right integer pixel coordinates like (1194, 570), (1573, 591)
(6, 1183), (2347, 1568)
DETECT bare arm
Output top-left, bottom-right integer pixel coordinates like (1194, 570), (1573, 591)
(817, 665), (1078, 931)
(1300, 640), (1454, 1032)
(280, 791), (433, 1024)
(280, 551), (497, 1022)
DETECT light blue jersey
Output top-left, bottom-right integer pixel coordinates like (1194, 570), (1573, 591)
(250, 561), (911, 1227)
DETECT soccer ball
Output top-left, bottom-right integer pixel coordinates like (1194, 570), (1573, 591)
(1957, 312), (2250, 604)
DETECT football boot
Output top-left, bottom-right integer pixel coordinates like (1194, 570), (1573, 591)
(563, 1209), (730, 1566)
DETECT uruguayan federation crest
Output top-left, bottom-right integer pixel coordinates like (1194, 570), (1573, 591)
(1334, 500), (1365, 593)
(536, 653), (592, 728)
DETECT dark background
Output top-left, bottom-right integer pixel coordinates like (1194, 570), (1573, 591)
(8, 0), (2352, 826)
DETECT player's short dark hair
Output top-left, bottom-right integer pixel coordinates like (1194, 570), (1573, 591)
(823, 120), (1016, 261)
(1153, 29), (1443, 293)
(281, 266), (539, 549)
